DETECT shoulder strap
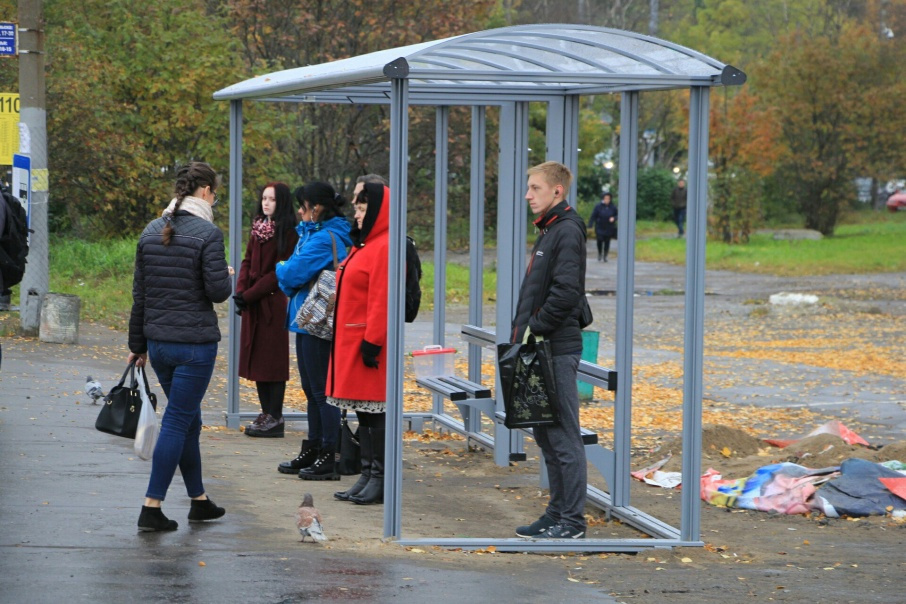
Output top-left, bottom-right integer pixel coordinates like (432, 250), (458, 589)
(328, 231), (338, 270)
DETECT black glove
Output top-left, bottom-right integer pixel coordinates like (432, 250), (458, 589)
(360, 339), (381, 369)
(232, 294), (248, 315)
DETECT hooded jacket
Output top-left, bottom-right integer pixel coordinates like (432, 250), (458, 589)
(128, 211), (232, 353)
(326, 183), (390, 407)
(275, 215), (352, 335)
(511, 200), (587, 357)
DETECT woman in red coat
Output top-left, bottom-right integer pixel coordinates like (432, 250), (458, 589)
(327, 181), (389, 505)
(234, 182), (299, 437)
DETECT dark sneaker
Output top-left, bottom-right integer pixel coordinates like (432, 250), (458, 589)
(515, 514), (557, 538)
(536, 523), (585, 539)
(246, 415), (284, 438)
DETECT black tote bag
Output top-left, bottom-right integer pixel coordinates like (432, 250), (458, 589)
(336, 410), (362, 475)
(95, 360), (158, 439)
(497, 333), (560, 429)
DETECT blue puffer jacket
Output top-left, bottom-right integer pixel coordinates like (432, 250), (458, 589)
(275, 216), (353, 334)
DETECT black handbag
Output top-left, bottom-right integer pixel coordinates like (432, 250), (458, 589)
(497, 333), (560, 429)
(336, 410), (362, 475)
(95, 360), (158, 439)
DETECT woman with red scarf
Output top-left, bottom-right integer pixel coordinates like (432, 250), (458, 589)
(234, 182), (299, 437)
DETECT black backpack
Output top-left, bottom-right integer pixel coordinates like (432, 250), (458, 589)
(0, 186), (30, 289)
(404, 236), (422, 322)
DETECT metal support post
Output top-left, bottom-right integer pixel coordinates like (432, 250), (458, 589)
(225, 100), (243, 428)
(613, 91), (640, 507)
(385, 76), (410, 540)
(432, 106), (449, 417)
(680, 86), (709, 542)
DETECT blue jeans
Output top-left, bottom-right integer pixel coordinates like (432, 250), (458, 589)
(145, 340), (218, 501)
(296, 333), (339, 447)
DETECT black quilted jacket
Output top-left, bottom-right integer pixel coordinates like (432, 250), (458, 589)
(511, 201), (587, 357)
(128, 211), (232, 354)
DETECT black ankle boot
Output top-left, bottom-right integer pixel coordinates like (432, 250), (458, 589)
(298, 446), (340, 481)
(138, 506), (178, 532)
(335, 428), (372, 501)
(277, 439), (319, 474)
(188, 497), (225, 522)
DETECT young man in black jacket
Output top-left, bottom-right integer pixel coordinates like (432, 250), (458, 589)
(512, 161), (588, 540)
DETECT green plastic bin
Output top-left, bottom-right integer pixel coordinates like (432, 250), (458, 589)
(578, 330), (599, 400)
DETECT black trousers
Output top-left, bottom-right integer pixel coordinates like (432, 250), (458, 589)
(255, 381), (286, 419)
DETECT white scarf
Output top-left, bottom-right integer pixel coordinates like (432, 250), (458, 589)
(162, 196), (214, 224)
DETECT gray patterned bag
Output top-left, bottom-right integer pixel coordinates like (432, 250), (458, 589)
(295, 232), (338, 340)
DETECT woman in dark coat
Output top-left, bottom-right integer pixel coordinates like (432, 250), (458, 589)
(128, 161), (232, 531)
(588, 192), (617, 262)
(235, 182), (299, 437)
(327, 181), (390, 505)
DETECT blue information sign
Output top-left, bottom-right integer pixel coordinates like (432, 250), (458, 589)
(0, 22), (16, 55)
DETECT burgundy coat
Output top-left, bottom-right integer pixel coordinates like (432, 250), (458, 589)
(235, 226), (298, 382)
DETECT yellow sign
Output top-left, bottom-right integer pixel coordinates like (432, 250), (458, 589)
(0, 93), (19, 165)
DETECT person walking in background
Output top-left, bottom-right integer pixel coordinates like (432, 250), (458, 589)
(587, 192), (617, 262)
(235, 182), (299, 438)
(128, 161), (232, 532)
(512, 161), (588, 540)
(275, 182), (352, 479)
(671, 179), (687, 237)
(327, 179), (390, 506)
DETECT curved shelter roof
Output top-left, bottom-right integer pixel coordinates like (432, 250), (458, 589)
(213, 24), (745, 103)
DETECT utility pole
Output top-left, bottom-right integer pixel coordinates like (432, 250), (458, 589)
(17, 0), (48, 333)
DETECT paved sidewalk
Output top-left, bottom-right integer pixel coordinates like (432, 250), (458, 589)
(0, 322), (616, 603)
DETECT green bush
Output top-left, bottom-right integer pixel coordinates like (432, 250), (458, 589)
(636, 167), (676, 221)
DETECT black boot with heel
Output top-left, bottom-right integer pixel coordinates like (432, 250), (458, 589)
(349, 423), (383, 505)
(334, 427), (371, 501)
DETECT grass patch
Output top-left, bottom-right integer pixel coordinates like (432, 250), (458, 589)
(48, 238), (138, 329)
(420, 261), (497, 310)
(18, 212), (905, 328)
(636, 213), (906, 276)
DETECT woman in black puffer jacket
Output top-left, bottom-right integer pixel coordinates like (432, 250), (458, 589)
(127, 161), (232, 532)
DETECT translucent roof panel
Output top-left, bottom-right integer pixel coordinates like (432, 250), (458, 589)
(214, 24), (745, 103)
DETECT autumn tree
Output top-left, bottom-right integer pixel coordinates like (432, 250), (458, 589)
(708, 89), (781, 242)
(44, 0), (244, 236)
(756, 24), (882, 235)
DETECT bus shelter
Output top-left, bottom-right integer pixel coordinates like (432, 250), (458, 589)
(214, 24), (745, 552)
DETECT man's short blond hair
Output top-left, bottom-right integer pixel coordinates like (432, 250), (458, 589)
(527, 161), (572, 193)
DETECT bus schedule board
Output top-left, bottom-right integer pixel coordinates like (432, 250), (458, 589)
(0, 22), (15, 55)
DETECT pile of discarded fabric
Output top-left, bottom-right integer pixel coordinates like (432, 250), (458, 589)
(701, 459), (906, 517)
(631, 421), (906, 517)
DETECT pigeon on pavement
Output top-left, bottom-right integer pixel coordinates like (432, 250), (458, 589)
(85, 376), (104, 404)
(295, 493), (327, 543)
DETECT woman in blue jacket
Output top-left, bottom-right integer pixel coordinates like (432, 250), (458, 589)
(275, 182), (353, 479)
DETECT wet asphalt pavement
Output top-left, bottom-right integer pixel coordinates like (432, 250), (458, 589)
(0, 299), (617, 603)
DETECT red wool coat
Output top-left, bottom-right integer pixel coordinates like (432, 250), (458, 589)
(326, 187), (390, 405)
(236, 226), (298, 382)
